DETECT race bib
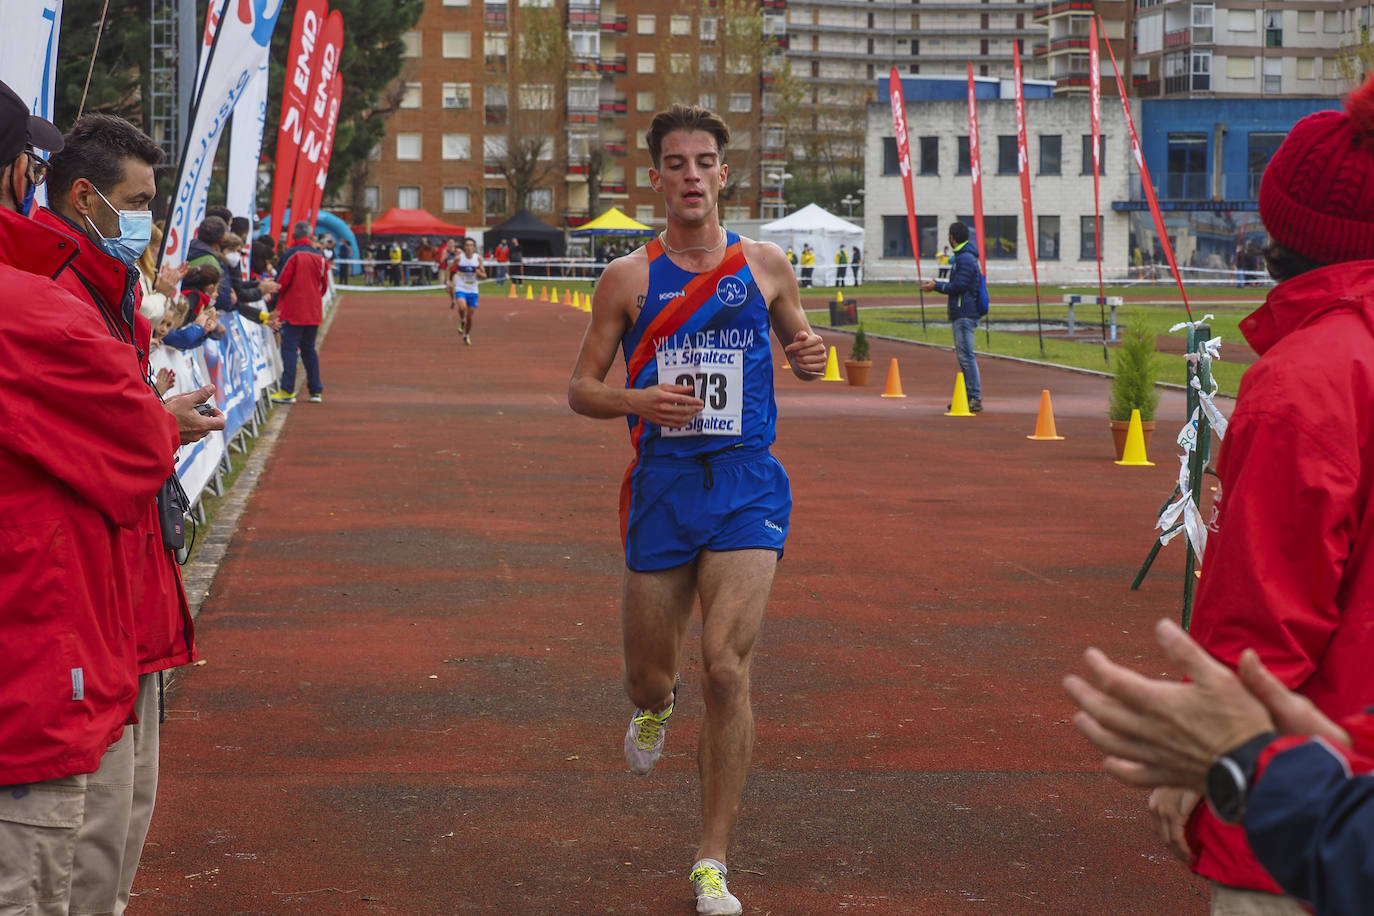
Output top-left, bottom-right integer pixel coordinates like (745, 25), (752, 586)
(656, 347), (744, 437)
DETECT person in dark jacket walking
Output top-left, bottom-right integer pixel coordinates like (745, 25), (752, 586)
(922, 221), (983, 412)
(270, 220), (331, 403)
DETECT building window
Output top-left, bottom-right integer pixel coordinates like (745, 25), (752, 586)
(442, 0), (469, 5)
(1226, 57), (1256, 79)
(1080, 215), (1101, 260)
(398, 186), (420, 209)
(442, 134), (470, 160)
(670, 14), (691, 36)
(1297, 10), (1316, 32)
(1323, 10), (1343, 33)
(1227, 9), (1254, 31)
(1081, 135), (1106, 175)
(1264, 11), (1282, 47)
(569, 30), (599, 59)
(485, 32), (508, 71)
(568, 82), (598, 111)
(636, 91), (655, 112)
(637, 14), (655, 34)
(700, 55), (716, 74)
(728, 93), (751, 113)
(519, 84), (554, 109)
(396, 134), (422, 161)
(528, 188), (553, 211)
(442, 31), (472, 58)
(917, 215), (938, 258)
(635, 167), (652, 187)
(1264, 58), (1282, 93)
(1192, 50), (1211, 91)
(1038, 215), (1060, 260)
(700, 17), (716, 40)
(485, 84), (507, 125)
(1296, 57), (1315, 80)
(400, 83), (422, 109)
(402, 31), (422, 58)
(443, 186), (470, 211)
(483, 135), (507, 161)
(997, 135), (1017, 175)
(1039, 135), (1061, 175)
(636, 205), (656, 222)
(957, 135), (971, 175)
(1166, 132), (1208, 198)
(983, 215), (1018, 260)
(882, 137), (900, 176)
(442, 83), (472, 109)
(484, 186), (506, 215)
(1192, 2), (1213, 43)
(670, 53), (691, 74)
(918, 136), (939, 175)
(637, 52), (656, 74)
(363, 186), (379, 211)
(882, 214), (913, 259)
(698, 92), (715, 110)
(1247, 132), (1285, 198)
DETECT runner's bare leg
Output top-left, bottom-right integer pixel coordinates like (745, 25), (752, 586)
(622, 559), (698, 714)
(694, 548), (776, 865)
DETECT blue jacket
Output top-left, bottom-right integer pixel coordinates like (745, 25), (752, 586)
(935, 241), (982, 321)
(1247, 730), (1374, 915)
(163, 323), (209, 350)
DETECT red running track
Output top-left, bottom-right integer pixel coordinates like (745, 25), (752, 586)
(135, 290), (1211, 914)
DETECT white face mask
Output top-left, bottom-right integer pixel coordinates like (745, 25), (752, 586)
(225, 252), (241, 268)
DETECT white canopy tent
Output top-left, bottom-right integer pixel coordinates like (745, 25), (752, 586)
(759, 203), (865, 287)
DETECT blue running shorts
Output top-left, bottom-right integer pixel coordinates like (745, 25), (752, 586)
(455, 291), (479, 309)
(620, 447), (791, 572)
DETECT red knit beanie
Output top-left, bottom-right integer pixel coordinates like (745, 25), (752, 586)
(1259, 75), (1374, 264)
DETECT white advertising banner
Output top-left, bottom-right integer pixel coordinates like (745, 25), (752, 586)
(150, 345), (226, 504)
(226, 52), (270, 224)
(0, 0), (62, 208)
(160, 0), (284, 268)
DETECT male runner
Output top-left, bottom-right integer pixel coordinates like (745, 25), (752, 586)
(568, 104), (827, 916)
(447, 236), (484, 344)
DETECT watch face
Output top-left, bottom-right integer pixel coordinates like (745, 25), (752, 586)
(1206, 757), (1247, 824)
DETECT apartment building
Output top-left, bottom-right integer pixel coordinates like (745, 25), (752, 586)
(359, 0), (777, 231)
(1134, 0), (1366, 98)
(1031, 0), (1134, 95)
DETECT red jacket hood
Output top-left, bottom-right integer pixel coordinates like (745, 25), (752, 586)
(1241, 260), (1374, 356)
(0, 205), (79, 279)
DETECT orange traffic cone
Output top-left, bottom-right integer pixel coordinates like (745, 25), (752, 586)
(1027, 389), (1064, 440)
(539, 285), (548, 302)
(508, 283), (518, 298)
(1115, 409), (1155, 466)
(562, 289), (573, 306)
(880, 358), (906, 398)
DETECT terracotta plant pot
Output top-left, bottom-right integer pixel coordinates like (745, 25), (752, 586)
(1110, 419), (1155, 460)
(844, 360), (872, 387)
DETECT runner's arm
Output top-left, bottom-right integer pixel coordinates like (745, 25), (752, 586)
(753, 241), (826, 380)
(568, 257), (703, 426)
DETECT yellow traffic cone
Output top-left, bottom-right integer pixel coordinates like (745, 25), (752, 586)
(525, 285), (534, 300)
(582, 293), (592, 313)
(1027, 389), (1064, 440)
(1115, 409), (1155, 466)
(571, 290), (580, 309)
(946, 372), (975, 416)
(880, 358), (906, 398)
(822, 346), (843, 381)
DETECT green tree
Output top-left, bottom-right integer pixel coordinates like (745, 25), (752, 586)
(55, 0), (153, 129)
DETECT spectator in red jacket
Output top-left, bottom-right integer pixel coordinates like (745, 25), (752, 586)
(36, 110), (224, 915)
(1135, 76), (1374, 915)
(269, 220), (331, 404)
(0, 81), (187, 916)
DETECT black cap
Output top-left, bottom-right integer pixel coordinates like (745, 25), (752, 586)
(0, 79), (64, 164)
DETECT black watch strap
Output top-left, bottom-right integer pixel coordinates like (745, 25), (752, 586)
(1206, 730), (1279, 824)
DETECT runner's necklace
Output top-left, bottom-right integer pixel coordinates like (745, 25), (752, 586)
(658, 228), (726, 255)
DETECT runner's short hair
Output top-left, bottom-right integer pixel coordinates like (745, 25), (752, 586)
(949, 222), (969, 245)
(47, 114), (163, 203)
(646, 104), (730, 169)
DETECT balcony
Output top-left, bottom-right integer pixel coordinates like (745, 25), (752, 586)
(600, 15), (627, 32)
(602, 183), (627, 194)
(762, 0), (787, 8)
(485, 105), (507, 126)
(598, 98), (628, 115)
(484, 54), (507, 73)
(1164, 28), (1191, 48)
(484, 164), (504, 178)
(1165, 173), (1208, 199)
(1032, 0), (1095, 22)
(596, 56), (628, 74)
(1035, 37), (1091, 55)
(1054, 74), (1091, 88)
(485, 8), (507, 27)
(605, 142), (627, 155)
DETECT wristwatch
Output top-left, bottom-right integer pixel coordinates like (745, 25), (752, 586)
(1205, 731), (1279, 824)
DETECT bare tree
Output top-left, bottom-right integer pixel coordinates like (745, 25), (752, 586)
(500, 4), (569, 214)
(346, 77), (410, 219)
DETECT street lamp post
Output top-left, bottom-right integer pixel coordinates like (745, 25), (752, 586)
(765, 171), (792, 219)
(840, 188), (864, 218)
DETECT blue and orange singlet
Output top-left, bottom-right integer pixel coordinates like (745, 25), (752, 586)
(621, 231), (775, 461)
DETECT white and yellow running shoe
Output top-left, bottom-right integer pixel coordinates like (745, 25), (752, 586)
(623, 675), (679, 775)
(689, 859), (742, 916)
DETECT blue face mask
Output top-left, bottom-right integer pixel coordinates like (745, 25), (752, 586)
(86, 185), (153, 267)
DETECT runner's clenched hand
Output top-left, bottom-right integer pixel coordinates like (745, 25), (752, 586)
(634, 383), (704, 428)
(785, 329), (826, 377)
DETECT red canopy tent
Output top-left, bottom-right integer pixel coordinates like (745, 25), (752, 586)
(355, 207), (466, 237)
